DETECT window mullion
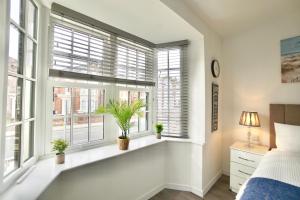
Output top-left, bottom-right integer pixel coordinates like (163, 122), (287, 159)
(88, 89), (91, 143)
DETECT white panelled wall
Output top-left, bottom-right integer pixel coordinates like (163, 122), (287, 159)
(40, 142), (204, 200)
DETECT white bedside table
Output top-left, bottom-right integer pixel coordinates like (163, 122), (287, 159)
(229, 141), (268, 193)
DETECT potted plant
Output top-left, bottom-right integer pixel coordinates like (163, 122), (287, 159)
(155, 123), (164, 139)
(52, 139), (68, 164)
(97, 99), (145, 150)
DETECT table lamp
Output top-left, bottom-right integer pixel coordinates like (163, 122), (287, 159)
(239, 111), (261, 147)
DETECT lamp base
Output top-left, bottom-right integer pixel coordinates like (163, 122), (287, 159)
(247, 127), (252, 148)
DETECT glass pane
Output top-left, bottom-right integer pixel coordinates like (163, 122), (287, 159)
(139, 112), (147, 132)
(6, 76), (23, 124)
(129, 91), (138, 104)
(73, 115), (88, 144)
(23, 121), (34, 161)
(4, 125), (21, 176)
(25, 39), (36, 78)
(90, 89), (104, 141)
(169, 49), (180, 69)
(139, 92), (148, 132)
(9, 25), (24, 74)
(53, 88), (71, 142)
(72, 88), (88, 114)
(130, 115), (138, 133)
(24, 80), (35, 119)
(53, 87), (71, 116)
(90, 89), (104, 113)
(10, 0), (24, 26)
(119, 90), (128, 103)
(52, 116), (71, 142)
(90, 115), (104, 141)
(129, 91), (139, 133)
(27, 1), (37, 38)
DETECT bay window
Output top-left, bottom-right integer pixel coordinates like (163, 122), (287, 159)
(47, 9), (155, 151)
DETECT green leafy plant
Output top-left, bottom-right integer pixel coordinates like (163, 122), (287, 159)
(96, 99), (145, 139)
(52, 139), (68, 154)
(155, 123), (164, 134)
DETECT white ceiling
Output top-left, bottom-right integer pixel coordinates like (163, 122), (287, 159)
(182, 0), (300, 37)
(43, 0), (202, 43)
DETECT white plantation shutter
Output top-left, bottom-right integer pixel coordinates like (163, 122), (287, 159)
(156, 45), (188, 137)
(49, 17), (155, 86)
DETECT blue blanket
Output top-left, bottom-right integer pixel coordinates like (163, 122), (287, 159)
(240, 177), (300, 200)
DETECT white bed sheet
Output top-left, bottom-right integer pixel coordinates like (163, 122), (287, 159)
(236, 150), (300, 199)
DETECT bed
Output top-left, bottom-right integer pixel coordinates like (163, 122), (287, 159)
(236, 104), (300, 200)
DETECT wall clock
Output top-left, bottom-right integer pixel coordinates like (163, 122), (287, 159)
(211, 59), (220, 78)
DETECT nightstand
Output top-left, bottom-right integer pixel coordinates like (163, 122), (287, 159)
(229, 141), (268, 193)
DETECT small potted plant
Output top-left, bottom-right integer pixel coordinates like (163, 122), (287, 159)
(52, 139), (68, 164)
(97, 99), (145, 150)
(155, 123), (164, 139)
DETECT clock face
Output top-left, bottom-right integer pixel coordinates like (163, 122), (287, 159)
(211, 59), (220, 78)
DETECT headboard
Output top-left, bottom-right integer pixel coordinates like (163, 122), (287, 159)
(270, 104), (300, 149)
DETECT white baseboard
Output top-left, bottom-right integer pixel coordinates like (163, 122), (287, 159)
(165, 183), (191, 191)
(223, 170), (230, 176)
(191, 186), (203, 197)
(136, 170), (223, 200)
(136, 184), (165, 200)
(202, 169), (223, 196)
(166, 183), (204, 198)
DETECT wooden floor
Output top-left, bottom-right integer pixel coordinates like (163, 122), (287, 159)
(150, 175), (236, 200)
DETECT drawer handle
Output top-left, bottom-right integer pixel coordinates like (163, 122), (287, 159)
(238, 156), (255, 162)
(238, 183), (243, 186)
(238, 170), (251, 176)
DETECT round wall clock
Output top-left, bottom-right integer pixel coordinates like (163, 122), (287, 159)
(211, 59), (220, 78)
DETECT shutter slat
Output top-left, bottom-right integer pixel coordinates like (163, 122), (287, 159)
(49, 18), (155, 86)
(156, 46), (188, 137)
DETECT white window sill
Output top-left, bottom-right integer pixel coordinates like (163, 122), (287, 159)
(0, 135), (199, 200)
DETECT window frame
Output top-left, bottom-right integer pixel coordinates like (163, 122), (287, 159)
(45, 80), (154, 154)
(156, 46), (188, 138)
(0, 0), (40, 192)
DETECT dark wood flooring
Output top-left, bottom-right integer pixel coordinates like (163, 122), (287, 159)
(150, 175), (236, 200)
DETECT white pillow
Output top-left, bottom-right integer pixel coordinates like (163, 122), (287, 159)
(274, 123), (300, 152)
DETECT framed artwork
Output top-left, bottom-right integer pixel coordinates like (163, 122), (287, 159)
(281, 36), (300, 83)
(211, 83), (219, 132)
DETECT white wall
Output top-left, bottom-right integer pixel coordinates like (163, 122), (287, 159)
(40, 143), (166, 200)
(222, 11), (300, 174)
(160, 0), (224, 193)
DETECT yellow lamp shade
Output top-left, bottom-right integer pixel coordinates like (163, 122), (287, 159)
(239, 111), (261, 127)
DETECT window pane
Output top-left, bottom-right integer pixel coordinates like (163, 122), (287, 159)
(23, 121), (34, 161)
(90, 89), (104, 113)
(24, 80), (35, 119)
(90, 115), (103, 141)
(73, 115), (88, 144)
(139, 92), (148, 132)
(27, 1), (37, 38)
(6, 76), (23, 124)
(52, 117), (71, 142)
(4, 125), (21, 176)
(53, 88), (71, 142)
(10, 0), (24, 26)
(90, 89), (104, 141)
(53, 87), (71, 115)
(129, 91), (139, 133)
(25, 39), (36, 78)
(119, 90), (128, 103)
(72, 88), (88, 114)
(9, 25), (24, 74)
